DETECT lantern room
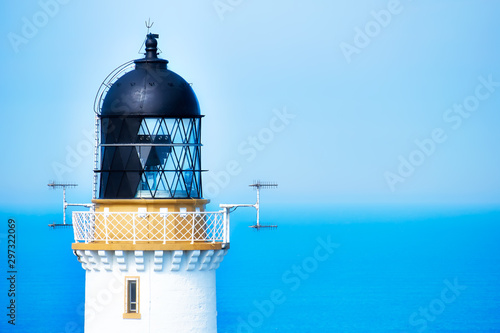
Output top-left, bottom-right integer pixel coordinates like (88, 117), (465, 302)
(97, 33), (203, 199)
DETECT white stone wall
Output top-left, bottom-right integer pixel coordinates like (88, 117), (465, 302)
(75, 249), (227, 333)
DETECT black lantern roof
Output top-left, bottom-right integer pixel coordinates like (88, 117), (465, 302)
(101, 33), (201, 118)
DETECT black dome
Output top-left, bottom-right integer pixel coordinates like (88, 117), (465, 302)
(101, 34), (200, 118)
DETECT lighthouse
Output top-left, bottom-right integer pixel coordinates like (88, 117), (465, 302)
(71, 33), (228, 332)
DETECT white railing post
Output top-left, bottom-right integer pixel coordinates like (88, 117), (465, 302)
(80, 212), (87, 244)
(91, 212), (96, 243)
(84, 213), (88, 243)
(223, 208), (230, 244)
(90, 212), (94, 243)
(191, 213), (195, 244)
(221, 209), (225, 244)
(133, 213), (136, 245)
(211, 213), (215, 244)
(163, 214), (166, 244)
(84, 213), (86, 243)
(105, 212), (109, 244)
(73, 212), (77, 241)
(227, 209), (230, 244)
(87, 213), (90, 243)
(74, 212), (79, 243)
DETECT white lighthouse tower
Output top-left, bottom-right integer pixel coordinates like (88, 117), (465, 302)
(71, 32), (229, 332)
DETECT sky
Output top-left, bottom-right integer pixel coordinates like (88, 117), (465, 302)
(1, 0), (500, 213)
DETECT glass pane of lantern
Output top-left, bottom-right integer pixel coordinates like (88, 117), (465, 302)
(157, 119), (168, 136)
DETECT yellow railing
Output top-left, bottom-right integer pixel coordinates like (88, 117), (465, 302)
(72, 211), (227, 244)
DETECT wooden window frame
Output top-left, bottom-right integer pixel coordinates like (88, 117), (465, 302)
(123, 276), (141, 319)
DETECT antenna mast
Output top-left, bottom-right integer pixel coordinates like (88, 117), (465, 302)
(249, 181), (278, 229)
(47, 182), (93, 228)
(220, 181), (278, 230)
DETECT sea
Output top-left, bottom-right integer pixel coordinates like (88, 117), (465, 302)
(1, 205), (500, 332)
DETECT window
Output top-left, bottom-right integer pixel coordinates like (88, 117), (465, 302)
(128, 280), (137, 312)
(123, 277), (140, 319)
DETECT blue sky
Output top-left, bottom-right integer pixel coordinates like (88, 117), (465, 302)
(1, 0), (499, 213)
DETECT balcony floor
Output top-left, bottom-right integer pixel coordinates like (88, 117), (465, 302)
(72, 241), (229, 251)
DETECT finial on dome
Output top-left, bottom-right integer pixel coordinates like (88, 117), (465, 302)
(145, 33), (159, 59)
(144, 18), (159, 59)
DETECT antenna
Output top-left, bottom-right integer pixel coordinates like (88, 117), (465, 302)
(47, 182), (93, 228)
(220, 180), (278, 230)
(249, 181), (278, 229)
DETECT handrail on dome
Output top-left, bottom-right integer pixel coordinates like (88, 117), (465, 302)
(93, 60), (135, 115)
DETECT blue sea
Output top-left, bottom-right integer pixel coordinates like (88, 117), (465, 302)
(1, 205), (500, 332)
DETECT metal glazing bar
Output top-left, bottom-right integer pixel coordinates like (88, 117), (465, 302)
(100, 143), (202, 147)
(95, 169), (205, 172)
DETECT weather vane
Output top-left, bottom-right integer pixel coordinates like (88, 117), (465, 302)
(145, 18), (154, 34)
